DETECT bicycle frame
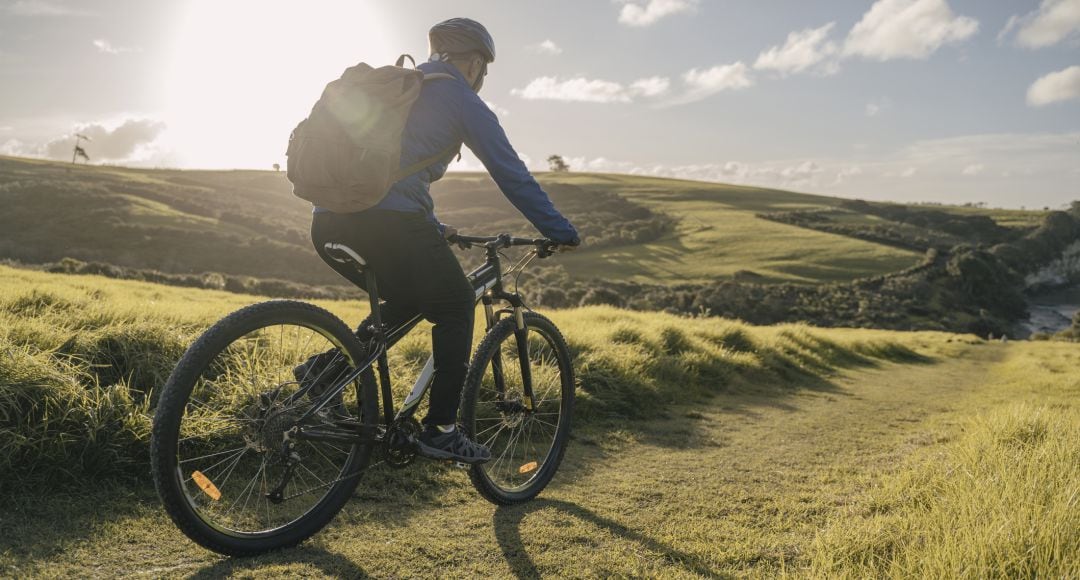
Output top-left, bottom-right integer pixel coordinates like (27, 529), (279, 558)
(292, 234), (545, 446)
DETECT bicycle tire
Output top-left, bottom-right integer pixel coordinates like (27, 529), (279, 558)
(461, 312), (575, 505)
(150, 300), (377, 556)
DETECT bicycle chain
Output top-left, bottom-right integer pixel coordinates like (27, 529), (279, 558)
(280, 458), (386, 501)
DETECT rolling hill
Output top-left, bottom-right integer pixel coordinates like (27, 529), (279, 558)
(3, 154), (1030, 288)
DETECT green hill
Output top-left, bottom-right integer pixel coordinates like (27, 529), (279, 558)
(3, 154), (1029, 288)
(0, 266), (1075, 577)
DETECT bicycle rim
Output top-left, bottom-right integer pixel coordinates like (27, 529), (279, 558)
(472, 322), (569, 493)
(169, 320), (365, 536)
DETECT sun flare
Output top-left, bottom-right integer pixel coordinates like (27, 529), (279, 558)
(164, 1), (398, 169)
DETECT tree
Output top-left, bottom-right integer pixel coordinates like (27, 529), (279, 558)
(547, 154), (569, 172)
(272, 163), (280, 172)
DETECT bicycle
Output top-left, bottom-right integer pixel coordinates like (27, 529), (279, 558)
(149, 233), (575, 556)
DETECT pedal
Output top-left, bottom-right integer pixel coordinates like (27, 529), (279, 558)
(452, 461), (469, 470)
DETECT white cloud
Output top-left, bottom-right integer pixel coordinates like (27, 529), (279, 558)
(4, 118), (167, 163)
(1027, 65), (1080, 106)
(5, 0), (88, 16)
(677, 62), (753, 104)
(754, 22), (840, 76)
(528, 39), (563, 55)
(93, 39), (140, 55)
(844, 0), (979, 61)
(961, 163), (985, 176)
(865, 97), (893, 117)
(0, 125), (13, 132)
(512, 76), (631, 103)
(511, 75), (670, 103)
(1002, 0), (1080, 49)
(629, 76), (670, 97)
(833, 166), (864, 185)
(617, 0), (698, 27)
(484, 101), (510, 117)
(525, 132), (1080, 207)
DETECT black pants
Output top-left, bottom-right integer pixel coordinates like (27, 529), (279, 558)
(311, 209), (475, 426)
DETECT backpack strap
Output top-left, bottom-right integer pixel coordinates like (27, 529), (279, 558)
(394, 143), (461, 182)
(392, 72), (463, 180)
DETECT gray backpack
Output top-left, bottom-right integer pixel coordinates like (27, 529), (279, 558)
(286, 55), (459, 213)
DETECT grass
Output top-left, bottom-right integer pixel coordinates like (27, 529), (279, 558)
(544, 173), (926, 284)
(808, 342), (1080, 578)
(0, 264), (922, 491)
(3, 155), (1030, 289)
(1, 263), (1076, 576)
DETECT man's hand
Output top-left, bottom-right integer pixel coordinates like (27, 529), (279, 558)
(557, 236), (581, 252)
(442, 224), (458, 239)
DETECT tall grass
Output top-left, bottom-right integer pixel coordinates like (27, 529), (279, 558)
(0, 266), (926, 492)
(808, 345), (1080, 578)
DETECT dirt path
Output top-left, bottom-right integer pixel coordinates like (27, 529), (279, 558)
(1, 345), (1005, 578)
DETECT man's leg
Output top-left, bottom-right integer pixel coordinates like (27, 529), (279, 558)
(419, 285), (476, 426)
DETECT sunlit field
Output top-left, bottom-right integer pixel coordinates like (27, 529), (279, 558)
(1, 266), (1076, 577)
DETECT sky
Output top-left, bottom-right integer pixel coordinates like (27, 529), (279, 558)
(0, 0), (1078, 208)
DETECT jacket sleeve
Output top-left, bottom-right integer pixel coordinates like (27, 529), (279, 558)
(458, 93), (579, 244)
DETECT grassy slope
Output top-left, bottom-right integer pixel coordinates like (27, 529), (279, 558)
(0, 155), (943, 286)
(1, 267), (1076, 577)
(547, 173), (925, 284)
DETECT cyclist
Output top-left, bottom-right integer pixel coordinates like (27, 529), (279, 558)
(301, 18), (580, 465)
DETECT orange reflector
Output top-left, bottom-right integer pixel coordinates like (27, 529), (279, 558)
(518, 461), (538, 474)
(191, 470), (222, 501)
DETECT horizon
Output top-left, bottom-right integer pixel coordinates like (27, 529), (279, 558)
(0, 152), (1063, 213)
(1, 0), (1078, 209)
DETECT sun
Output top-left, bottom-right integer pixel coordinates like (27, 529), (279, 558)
(163, 1), (398, 169)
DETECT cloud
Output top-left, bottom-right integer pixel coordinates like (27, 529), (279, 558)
(527, 39), (563, 55)
(5, 0), (88, 16)
(1001, 0), (1080, 48)
(616, 0), (698, 27)
(865, 97), (893, 116)
(511, 75), (670, 103)
(484, 100), (510, 117)
(961, 163), (985, 176)
(676, 62), (753, 104)
(528, 132), (1080, 207)
(1027, 65), (1080, 106)
(833, 166), (864, 185)
(512, 77), (631, 103)
(629, 76), (670, 97)
(5, 118), (167, 163)
(93, 39), (140, 55)
(754, 22), (840, 76)
(843, 0), (979, 60)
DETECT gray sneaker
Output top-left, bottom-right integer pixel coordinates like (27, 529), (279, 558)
(415, 426), (491, 465)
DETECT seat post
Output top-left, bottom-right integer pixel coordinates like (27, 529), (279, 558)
(364, 268), (396, 423)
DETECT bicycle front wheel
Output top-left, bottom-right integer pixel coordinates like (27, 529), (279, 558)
(462, 311), (575, 505)
(150, 300), (378, 556)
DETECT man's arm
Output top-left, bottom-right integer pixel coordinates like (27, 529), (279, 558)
(458, 94), (580, 244)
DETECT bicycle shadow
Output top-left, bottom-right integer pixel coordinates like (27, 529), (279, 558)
(186, 544), (368, 579)
(492, 498), (730, 579)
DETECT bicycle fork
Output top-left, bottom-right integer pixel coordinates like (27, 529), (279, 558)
(484, 299), (537, 411)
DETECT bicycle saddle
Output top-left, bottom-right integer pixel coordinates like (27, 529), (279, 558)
(323, 243), (367, 270)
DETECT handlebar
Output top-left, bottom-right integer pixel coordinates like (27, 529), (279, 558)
(448, 233), (563, 257)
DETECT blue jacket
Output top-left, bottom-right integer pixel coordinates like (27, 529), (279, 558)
(373, 60), (579, 244)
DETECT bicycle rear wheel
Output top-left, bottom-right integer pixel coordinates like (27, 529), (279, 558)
(150, 300), (377, 556)
(461, 312), (575, 505)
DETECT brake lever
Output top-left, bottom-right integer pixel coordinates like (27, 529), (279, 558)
(536, 240), (558, 259)
(448, 236), (472, 251)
